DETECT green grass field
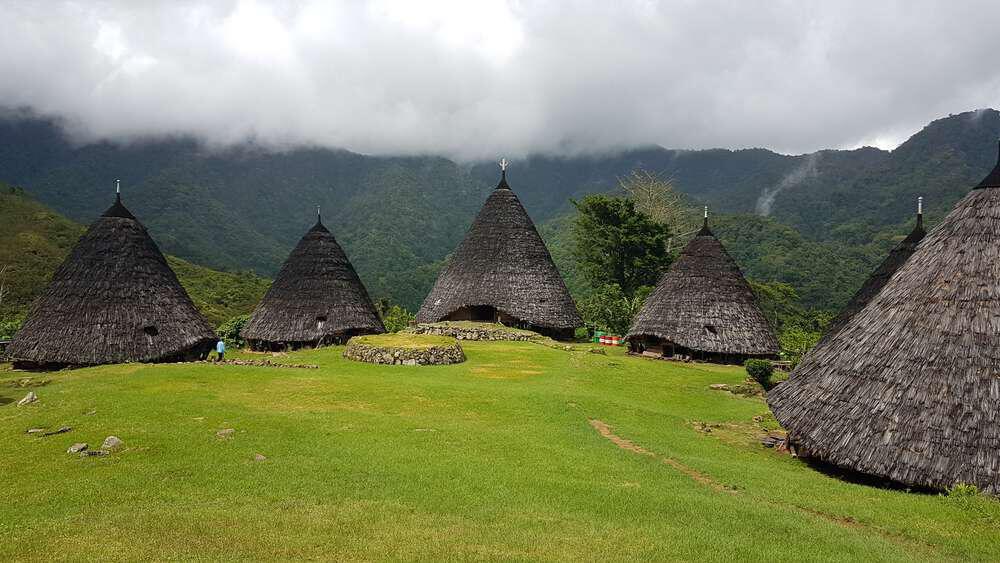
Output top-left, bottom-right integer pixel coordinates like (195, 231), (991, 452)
(2, 342), (998, 561)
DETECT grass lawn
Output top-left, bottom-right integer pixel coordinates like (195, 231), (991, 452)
(2, 342), (999, 561)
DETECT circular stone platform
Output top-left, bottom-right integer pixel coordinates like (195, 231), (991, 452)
(343, 334), (466, 365)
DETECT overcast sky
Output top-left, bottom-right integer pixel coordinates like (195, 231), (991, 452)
(2, 0), (999, 160)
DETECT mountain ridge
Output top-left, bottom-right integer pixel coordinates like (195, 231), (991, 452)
(1, 108), (997, 311)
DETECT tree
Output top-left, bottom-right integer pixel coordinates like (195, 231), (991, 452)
(619, 170), (697, 232)
(571, 194), (672, 298)
(578, 284), (652, 335)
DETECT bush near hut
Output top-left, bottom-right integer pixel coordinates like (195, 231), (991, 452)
(744, 359), (774, 390)
(375, 299), (415, 333)
(0, 317), (21, 340)
(217, 314), (250, 349)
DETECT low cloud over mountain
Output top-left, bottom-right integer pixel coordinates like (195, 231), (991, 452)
(3, 1), (1000, 159)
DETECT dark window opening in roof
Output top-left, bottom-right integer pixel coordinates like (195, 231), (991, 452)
(143, 326), (158, 336)
(704, 325), (717, 335)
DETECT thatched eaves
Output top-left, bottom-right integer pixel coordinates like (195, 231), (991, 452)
(768, 143), (1000, 493)
(8, 194), (216, 367)
(415, 169), (581, 330)
(241, 215), (384, 347)
(627, 217), (779, 356)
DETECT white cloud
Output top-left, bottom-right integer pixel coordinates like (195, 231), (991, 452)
(1, 0), (998, 159)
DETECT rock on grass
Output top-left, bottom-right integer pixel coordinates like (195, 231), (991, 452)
(102, 436), (124, 451)
(67, 443), (88, 454)
(17, 391), (38, 406)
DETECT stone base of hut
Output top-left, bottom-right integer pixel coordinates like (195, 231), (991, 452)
(627, 337), (777, 365)
(441, 306), (575, 341)
(246, 328), (382, 352)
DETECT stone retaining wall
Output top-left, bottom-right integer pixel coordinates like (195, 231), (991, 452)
(344, 341), (466, 365)
(408, 323), (537, 342)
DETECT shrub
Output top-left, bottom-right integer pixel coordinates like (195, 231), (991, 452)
(217, 314), (250, 349)
(744, 359), (775, 390)
(0, 317), (22, 340)
(947, 483), (980, 499)
(380, 305), (415, 333)
(779, 326), (822, 369)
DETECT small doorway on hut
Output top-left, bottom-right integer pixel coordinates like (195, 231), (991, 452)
(469, 305), (498, 322)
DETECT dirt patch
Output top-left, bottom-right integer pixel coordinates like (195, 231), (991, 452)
(589, 419), (736, 494)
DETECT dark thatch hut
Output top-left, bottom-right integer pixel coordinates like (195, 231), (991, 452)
(241, 212), (384, 350)
(8, 192), (216, 369)
(823, 199), (926, 338)
(768, 143), (1000, 493)
(626, 213), (779, 363)
(415, 164), (581, 339)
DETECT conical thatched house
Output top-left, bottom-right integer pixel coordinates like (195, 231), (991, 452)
(823, 199), (926, 337)
(241, 212), (384, 350)
(768, 143), (1000, 493)
(626, 212), (779, 363)
(416, 164), (581, 339)
(8, 191), (216, 369)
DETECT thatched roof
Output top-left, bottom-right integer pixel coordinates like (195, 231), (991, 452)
(824, 206), (926, 337)
(415, 169), (581, 330)
(241, 215), (384, 346)
(8, 194), (216, 367)
(627, 217), (779, 356)
(768, 142), (1000, 492)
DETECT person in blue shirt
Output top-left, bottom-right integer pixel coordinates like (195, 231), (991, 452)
(216, 339), (226, 362)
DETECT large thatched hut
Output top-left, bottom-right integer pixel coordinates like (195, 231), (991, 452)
(241, 212), (384, 350)
(626, 212), (779, 363)
(8, 191), (216, 369)
(416, 163), (581, 339)
(823, 199), (926, 337)
(768, 143), (1000, 493)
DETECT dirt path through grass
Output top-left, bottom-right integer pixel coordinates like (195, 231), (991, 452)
(589, 419), (736, 493)
(589, 418), (955, 560)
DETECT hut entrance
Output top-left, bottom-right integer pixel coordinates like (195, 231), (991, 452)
(443, 305), (501, 323)
(469, 305), (497, 322)
(628, 336), (775, 365)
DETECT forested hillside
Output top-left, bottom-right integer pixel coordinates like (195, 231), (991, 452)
(1, 108), (997, 313)
(0, 185), (269, 327)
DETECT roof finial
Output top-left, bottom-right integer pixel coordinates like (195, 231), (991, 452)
(317, 204), (321, 221)
(116, 179), (120, 194)
(916, 196), (924, 231)
(497, 158), (510, 189)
